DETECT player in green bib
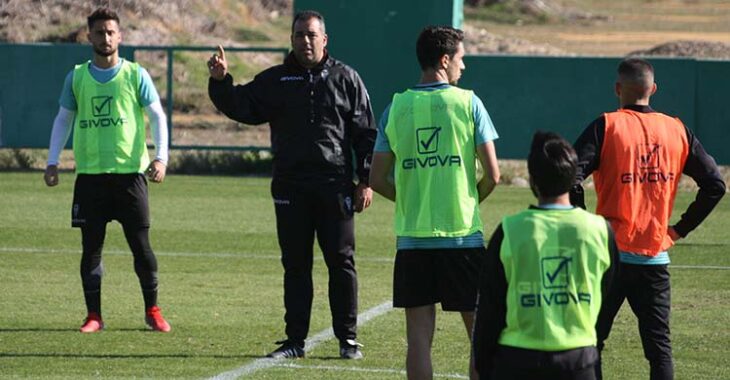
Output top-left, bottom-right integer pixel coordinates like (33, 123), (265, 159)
(472, 131), (619, 380)
(370, 26), (500, 380)
(43, 8), (171, 333)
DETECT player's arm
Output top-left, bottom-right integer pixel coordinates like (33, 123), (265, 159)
(44, 106), (75, 187)
(570, 116), (605, 208)
(45, 71), (77, 187)
(472, 224), (507, 379)
(369, 152), (395, 202)
(207, 45), (268, 125)
(137, 67), (168, 183)
(472, 94), (500, 202)
(369, 105), (396, 201)
(145, 100), (168, 183)
(671, 127), (726, 238)
(476, 142), (499, 202)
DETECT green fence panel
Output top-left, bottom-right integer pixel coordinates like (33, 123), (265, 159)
(460, 55), (701, 160)
(695, 60), (730, 165)
(1, 6), (728, 165)
(0, 43), (133, 148)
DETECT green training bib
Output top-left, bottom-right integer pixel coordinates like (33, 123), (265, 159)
(385, 86), (481, 237)
(72, 60), (149, 174)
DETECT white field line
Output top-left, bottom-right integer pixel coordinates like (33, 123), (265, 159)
(669, 265), (730, 270)
(274, 362), (468, 379)
(0, 246), (393, 263)
(3, 247), (730, 269)
(207, 301), (393, 380)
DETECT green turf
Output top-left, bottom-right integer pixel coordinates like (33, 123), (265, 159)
(0, 172), (727, 379)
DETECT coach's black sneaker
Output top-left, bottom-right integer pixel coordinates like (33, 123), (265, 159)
(339, 339), (363, 360)
(266, 339), (305, 359)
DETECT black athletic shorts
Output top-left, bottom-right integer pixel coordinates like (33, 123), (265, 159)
(72, 173), (150, 228)
(393, 247), (485, 311)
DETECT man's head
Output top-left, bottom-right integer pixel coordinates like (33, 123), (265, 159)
(416, 26), (466, 85)
(87, 8), (121, 58)
(290, 10), (328, 69)
(528, 131), (577, 199)
(615, 57), (657, 106)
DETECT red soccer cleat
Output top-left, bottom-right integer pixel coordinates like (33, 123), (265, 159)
(145, 306), (171, 332)
(79, 312), (104, 333)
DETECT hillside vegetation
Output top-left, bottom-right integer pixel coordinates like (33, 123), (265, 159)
(0, 0), (290, 46)
(3, 0), (730, 57)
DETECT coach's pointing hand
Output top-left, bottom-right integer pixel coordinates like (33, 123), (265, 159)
(208, 45), (228, 81)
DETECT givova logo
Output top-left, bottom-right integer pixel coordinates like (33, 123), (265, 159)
(416, 127), (440, 154)
(638, 144), (661, 169)
(520, 250), (592, 308)
(621, 144), (675, 184)
(91, 96), (113, 117)
(79, 96), (127, 129)
(401, 126), (462, 170)
(541, 256), (571, 289)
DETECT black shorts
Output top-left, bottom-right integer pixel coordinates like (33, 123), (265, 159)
(72, 173), (150, 228)
(393, 247), (484, 311)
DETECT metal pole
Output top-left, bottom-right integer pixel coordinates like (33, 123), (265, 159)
(166, 48), (174, 147)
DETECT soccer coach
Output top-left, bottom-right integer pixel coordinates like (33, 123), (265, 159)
(207, 10), (376, 359)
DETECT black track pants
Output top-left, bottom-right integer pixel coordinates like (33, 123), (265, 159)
(271, 179), (358, 344)
(595, 264), (673, 380)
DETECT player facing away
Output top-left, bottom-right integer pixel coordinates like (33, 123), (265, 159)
(370, 26), (500, 380)
(472, 131), (619, 380)
(44, 8), (171, 333)
(571, 58), (726, 380)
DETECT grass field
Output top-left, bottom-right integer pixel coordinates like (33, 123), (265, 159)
(0, 172), (728, 379)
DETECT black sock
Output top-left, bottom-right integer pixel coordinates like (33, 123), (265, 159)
(84, 289), (101, 316)
(142, 287), (158, 310)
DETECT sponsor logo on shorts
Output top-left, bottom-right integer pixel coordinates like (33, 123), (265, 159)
(273, 198), (291, 205)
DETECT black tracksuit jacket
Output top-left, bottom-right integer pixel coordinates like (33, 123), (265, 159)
(208, 52), (376, 185)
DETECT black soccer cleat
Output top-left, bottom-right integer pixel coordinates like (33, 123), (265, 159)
(266, 339), (305, 359)
(339, 339), (363, 360)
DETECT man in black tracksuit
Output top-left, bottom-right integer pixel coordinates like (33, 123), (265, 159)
(207, 10), (376, 359)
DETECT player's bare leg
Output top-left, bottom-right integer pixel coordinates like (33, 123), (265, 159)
(406, 304), (436, 380)
(461, 311), (478, 380)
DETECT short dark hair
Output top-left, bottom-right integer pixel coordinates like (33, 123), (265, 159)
(292, 10), (326, 33)
(87, 7), (120, 29)
(528, 131), (577, 197)
(416, 26), (464, 71)
(618, 58), (654, 86)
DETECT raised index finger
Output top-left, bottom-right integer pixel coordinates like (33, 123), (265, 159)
(217, 45), (226, 60)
